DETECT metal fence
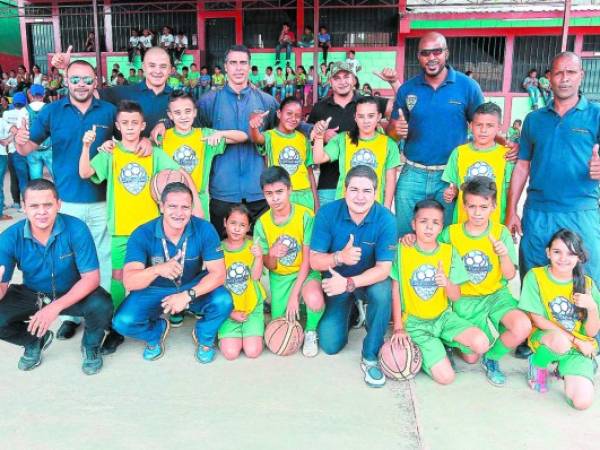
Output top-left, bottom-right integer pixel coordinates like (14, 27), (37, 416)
(583, 35), (600, 52)
(582, 57), (600, 103)
(59, 4), (105, 52)
(319, 7), (397, 47)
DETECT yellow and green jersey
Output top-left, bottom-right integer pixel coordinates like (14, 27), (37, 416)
(261, 129), (313, 192)
(223, 239), (266, 314)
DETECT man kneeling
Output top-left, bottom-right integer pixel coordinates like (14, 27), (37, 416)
(113, 182), (233, 363)
(0, 179), (113, 375)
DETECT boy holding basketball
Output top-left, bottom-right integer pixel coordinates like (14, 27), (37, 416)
(79, 100), (200, 312)
(254, 166), (324, 357)
(391, 199), (489, 384)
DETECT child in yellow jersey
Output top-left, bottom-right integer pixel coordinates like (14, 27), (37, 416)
(391, 199), (489, 384)
(442, 102), (514, 224)
(312, 96), (400, 208)
(253, 166), (324, 357)
(519, 229), (600, 409)
(79, 101), (201, 312)
(218, 204), (266, 360)
(249, 97), (319, 211)
(438, 176), (532, 387)
(163, 92), (248, 219)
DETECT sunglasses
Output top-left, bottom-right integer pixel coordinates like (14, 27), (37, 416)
(68, 75), (95, 85)
(418, 48), (445, 58)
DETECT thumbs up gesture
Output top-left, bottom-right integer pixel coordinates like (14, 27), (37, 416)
(394, 108), (408, 139)
(339, 234), (362, 266)
(573, 285), (595, 310)
(155, 249), (184, 280)
(589, 143), (600, 180)
(249, 110), (269, 129)
(372, 68), (398, 83)
(312, 117), (332, 140)
(443, 183), (458, 203)
(434, 260), (448, 287)
(51, 45), (72, 70)
(15, 117), (30, 146)
(489, 234), (508, 257)
(82, 125), (97, 147)
(322, 267), (348, 296)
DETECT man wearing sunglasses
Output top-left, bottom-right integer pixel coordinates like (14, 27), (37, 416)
(388, 32), (485, 238)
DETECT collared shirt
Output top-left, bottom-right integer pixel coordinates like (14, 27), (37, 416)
(29, 96), (115, 203)
(100, 81), (173, 136)
(519, 96), (600, 212)
(310, 199), (397, 278)
(196, 84), (278, 202)
(392, 65), (484, 166)
(125, 216), (224, 289)
(0, 214), (99, 295)
(308, 93), (388, 189)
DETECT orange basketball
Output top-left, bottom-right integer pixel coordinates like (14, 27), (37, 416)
(379, 339), (422, 381)
(150, 169), (190, 203)
(264, 318), (304, 356)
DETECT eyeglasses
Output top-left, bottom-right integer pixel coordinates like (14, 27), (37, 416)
(418, 48), (445, 58)
(68, 75), (95, 85)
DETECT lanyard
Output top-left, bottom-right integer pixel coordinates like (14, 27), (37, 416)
(161, 237), (187, 289)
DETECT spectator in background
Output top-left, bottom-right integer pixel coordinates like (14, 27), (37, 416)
(16, 65), (30, 92)
(305, 65), (315, 105)
(538, 69), (552, 106)
(6, 70), (18, 96)
(47, 68), (62, 101)
(188, 62), (200, 97)
(0, 114), (13, 219)
(167, 66), (181, 91)
(275, 23), (295, 66)
(318, 63), (329, 99)
(139, 29), (154, 60)
(159, 26), (175, 64)
(212, 66), (226, 90)
(274, 66), (285, 100)
(318, 26), (331, 64)
(128, 29), (141, 63)
(127, 68), (139, 84)
(4, 92), (30, 209)
(295, 65), (307, 101)
(523, 68), (539, 110)
(173, 31), (188, 65)
(199, 65), (212, 96)
(249, 65), (262, 88)
(361, 83), (373, 96)
(85, 32), (95, 52)
(110, 68), (119, 86)
(30, 65), (43, 86)
(263, 66), (275, 94)
(0, 96), (9, 115)
(25, 84), (52, 180)
(116, 73), (128, 86)
(137, 68), (144, 80)
(507, 119), (522, 144)
(181, 66), (190, 93)
(284, 66), (296, 98)
(298, 26), (314, 48)
(345, 50), (361, 74)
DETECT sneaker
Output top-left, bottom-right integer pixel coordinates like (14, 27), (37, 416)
(169, 313), (184, 327)
(527, 355), (549, 393)
(445, 346), (456, 371)
(515, 343), (532, 359)
(18, 331), (54, 371)
(361, 358), (386, 388)
(302, 331), (319, 357)
(481, 356), (506, 387)
(57, 320), (80, 340)
(143, 318), (170, 361)
(81, 347), (103, 375)
(196, 344), (216, 364)
(352, 298), (366, 329)
(100, 329), (125, 355)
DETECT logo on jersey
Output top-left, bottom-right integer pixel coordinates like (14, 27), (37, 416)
(119, 162), (148, 195)
(410, 264), (438, 300)
(278, 146), (302, 175)
(173, 145), (198, 174)
(406, 95), (417, 111)
(277, 234), (300, 266)
(351, 148), (377, 170)
(549, 296), (579, 331)
(463, 250), (491, 284)
(466, 161), (495, 181)
(226, 262), (250, 295)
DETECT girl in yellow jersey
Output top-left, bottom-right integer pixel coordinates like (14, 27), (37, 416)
(519, 229), (600, 409)
(218, 204), (266, 360)
(391, 200), (489, 384)
(162, 92), (248, 219)
(249, 97), (319, 211)
(312, 96), (400, 208)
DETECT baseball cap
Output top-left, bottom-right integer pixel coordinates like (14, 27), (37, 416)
(29, 84), (45, 97)
(329, 61), (355, 77)
(12, 92), (27, 106)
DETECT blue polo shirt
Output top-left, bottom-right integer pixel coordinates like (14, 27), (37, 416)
(125, 216), (224, 289)
(0, 214), (99, 295)
(29, 96), (115, 203)
(519, 96), (600, 212)
(197, 85), (279, 202)
(100, 81), (173, 137)
(392, 66), (484, 165)
(310, 199), (398, 278)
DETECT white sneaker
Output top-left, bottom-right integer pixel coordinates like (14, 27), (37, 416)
(361, 358), (386, 388)
(302, 331), (319, 357)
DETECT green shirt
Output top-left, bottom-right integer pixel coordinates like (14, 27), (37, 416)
(249, 73), (262, 87)
(212, 73), (226, 87)
(127, 75), (141, 84)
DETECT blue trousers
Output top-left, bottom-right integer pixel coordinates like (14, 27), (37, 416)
(318, 278), (392, 361)
(113, 283), (233, 346)
(27, 149), (53, 179)
(0, 155), (7, 214)
(275, 43), (292, 61)
(8, 152), (29, 202)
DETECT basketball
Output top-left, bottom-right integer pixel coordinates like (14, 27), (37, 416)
(264, 318), (304, 356)
(379, 339), (422, 381)
(149, 169), (190, 203)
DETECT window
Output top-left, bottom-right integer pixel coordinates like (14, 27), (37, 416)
(319, 7), (397, 47)
(583, 35), (600, 52)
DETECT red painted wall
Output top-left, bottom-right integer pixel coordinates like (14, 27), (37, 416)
(0, 53), (23, 71)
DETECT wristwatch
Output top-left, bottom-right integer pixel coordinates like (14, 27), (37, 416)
(346, 277), (356, 293)
(187, 288), (196, 301)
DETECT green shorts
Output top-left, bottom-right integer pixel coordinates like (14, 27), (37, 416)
(453, 287), (518, 342)
(405, 310), (474, 375)
(530, 329), (597, 382)
(291, 189), (314, 211)
(112, 235), (130, 271)
(269, 270), (321, 319)
(218, 300), (265, 339)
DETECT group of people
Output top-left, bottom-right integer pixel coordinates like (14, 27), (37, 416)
(523, 67), (553, 110)
(0, 31), (599, 411)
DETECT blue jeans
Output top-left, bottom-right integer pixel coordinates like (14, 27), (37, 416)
(318, 85), (329, 99)
(395, 164), (454, 237)
(0, 155), (7, 214)
(27, 149), (53, 179)
(317, 188), (337, 207)
(527, 86), (539, 109)
(271, 86), (285, 99)
(284, 84), (295, 98)
(113, 283), (233, 346)
(8, 152), (29, 203)
(275, 43), (292, 61)
(318, 278), (392, 361)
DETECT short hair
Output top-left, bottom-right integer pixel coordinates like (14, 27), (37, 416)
(24, 178), (59, 201)
(413, 199), (444, 215)
(473, 102), (502, 121)
(251, 65), (258, 71)
(260, 166), (291, 189)
(344, 165), (378, 190)
(182, 66), (189, 71)
(279, 96), (302, 111)
(461, 176), (497, 203)
(551, 51), (582, 71)
(66, 59), (96, 75)
(225, 203), (251, 222)
(143, 46), (171, 64)
(116, 100), (144, 117)
(266, 66), (273, 71)
(528, 68), (537, 76)
(513, 119), (522, 125)
(168, 91), (196, 108)
(225, 45), (251, 63)
(160, 182), (193, 204)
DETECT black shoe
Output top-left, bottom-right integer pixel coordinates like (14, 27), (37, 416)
(56, 320), (80, 340)
(515, 343), (532, 359)
(101, 329), (124, 355)
(263, 302), (271, 315)
(446, 346), (456, 371)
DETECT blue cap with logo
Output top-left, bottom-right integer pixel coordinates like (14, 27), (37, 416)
(12, 92), (27, 106)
